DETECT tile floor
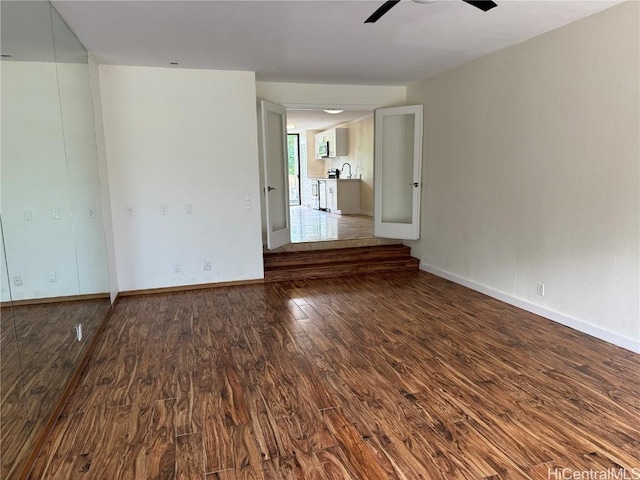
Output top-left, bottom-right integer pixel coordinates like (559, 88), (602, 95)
(290, 206), (373, 243)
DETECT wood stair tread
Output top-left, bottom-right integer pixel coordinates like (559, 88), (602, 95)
(266, 255), (415, 271)
(264, 244), (410, 268)
(263, 244), (419, 282)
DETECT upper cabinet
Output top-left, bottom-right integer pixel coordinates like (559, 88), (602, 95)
(315, 128), (348, 159)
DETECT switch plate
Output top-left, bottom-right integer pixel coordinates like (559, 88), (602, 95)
(13, 276), (22, 287)
(173, 264), (181, 274)
(126, 206), (134, 216)
(537, 283), (545, 296)
(204, 261), (212, 271)
(52, 208), (60, 219)
(24, 210), (32, 221)
(49, 272), (58, 283)
(88, 208), (96, 218)
(161, 204), (168, 215)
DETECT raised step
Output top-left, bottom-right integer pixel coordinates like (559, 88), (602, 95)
(264, 237), (399, 253)
(263, 244), (419, 283)
(264, 244), (411, 268)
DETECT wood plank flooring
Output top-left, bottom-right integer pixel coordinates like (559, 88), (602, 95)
(1, 299), (110, 479)
(28, 271), (640, 479)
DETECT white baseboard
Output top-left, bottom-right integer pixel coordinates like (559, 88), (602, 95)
(419, 262), (640, 354)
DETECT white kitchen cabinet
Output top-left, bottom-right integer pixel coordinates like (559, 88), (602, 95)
(326, 179), (360, 215)
(328, 128), (348, 157)
(315, 128), (348, 158)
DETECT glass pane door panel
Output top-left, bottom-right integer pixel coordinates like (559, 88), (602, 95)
(267, 110), (287, 232)
(380, 114), (415, 224)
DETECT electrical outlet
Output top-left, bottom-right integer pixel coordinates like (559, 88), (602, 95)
(173, 264), (181, 274)
(49, 272), (58, 283)
(75, 323), (83, 342)
(185, 204), (193, 215)
(12, 276), (22, 287)
(245, 192), (251, 201)
(537, 283), (545, 296)
(24, 210), (32, 221)
(204, 261), (212, 271)
(126, 206), (134, 216)
(52, 208), (60, 219)
(245, 201), (252, 211)
(161, 204), (168, 215)
(88, 208), (96, 218)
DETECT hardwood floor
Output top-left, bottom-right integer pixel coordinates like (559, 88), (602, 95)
(29, 272), (640, 479)
(1, 299), (110, 479)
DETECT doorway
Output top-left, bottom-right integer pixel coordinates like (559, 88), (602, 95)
(287, 133), (301, 206)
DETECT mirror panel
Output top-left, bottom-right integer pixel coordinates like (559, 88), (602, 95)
(0, 2), (111, 476)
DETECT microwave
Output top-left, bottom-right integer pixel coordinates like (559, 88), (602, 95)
(318, 142), (330, 158)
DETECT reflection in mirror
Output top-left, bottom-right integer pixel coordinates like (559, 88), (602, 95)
(1, 221), (33, 478)
(1, 1), (111, 477)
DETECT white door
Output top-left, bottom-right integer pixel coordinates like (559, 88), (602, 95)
(374, 105), (423, 240)
(260, 100), (291, 250)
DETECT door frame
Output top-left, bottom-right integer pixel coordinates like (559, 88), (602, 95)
(260, 100), (291, 250)
(287, 133), (301, 206)
(373, 104), (424, 240)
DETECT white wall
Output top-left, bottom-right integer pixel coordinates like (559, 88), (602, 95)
(58, 62), (110, 295)
(89, 55), (119, 303)
(256, 81), (406, 109)
(407, 2), (639, 351)
(99, 65), (264, 291)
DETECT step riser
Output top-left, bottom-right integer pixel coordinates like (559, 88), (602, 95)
(264, 245), (411, 268)
(264, 259), (420, 283)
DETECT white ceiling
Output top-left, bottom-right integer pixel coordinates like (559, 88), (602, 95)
(287, 109), (372, 133)
(50, 0), (622, 86)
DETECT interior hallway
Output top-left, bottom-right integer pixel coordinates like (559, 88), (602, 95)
(29, 271), (640, 479)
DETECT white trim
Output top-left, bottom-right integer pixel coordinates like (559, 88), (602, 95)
(419, 262), (640, 355)
(280, 103), (379, 112)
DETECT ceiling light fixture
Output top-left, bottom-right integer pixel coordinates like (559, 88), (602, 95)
(323, 109), (344, 114)
(287, 124), (296, 130)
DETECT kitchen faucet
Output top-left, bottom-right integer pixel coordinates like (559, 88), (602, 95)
(341, 162), (352, 179)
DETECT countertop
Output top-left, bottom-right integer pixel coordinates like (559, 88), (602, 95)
(318, 177), (361, 181)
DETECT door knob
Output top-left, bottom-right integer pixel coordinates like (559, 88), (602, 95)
(267, 186), (276, 191)
(409, 182), (419, 187)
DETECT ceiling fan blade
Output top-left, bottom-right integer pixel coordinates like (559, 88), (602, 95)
(461, 0), (498, 12)
(365, 0), (402, 23)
